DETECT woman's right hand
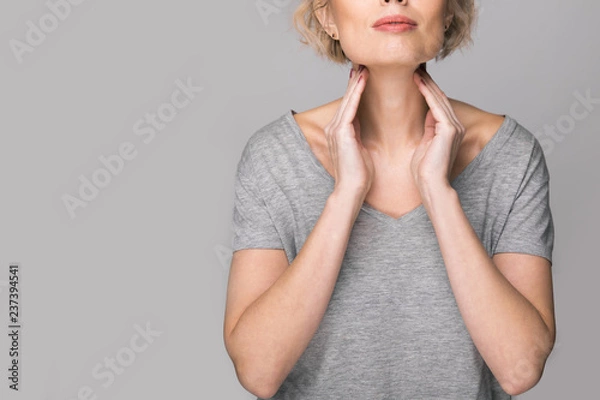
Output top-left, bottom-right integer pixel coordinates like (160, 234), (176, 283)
(324, 64), (374, 201)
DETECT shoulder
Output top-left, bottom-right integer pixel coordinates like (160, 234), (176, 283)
(245, 111), (293, 150)
(448, 98), (507, 146)
(237, 110), (297, 168)
(236, 110), (305, 179)
(450, 98), (549, 183)
(449, 98), (543, 157)
(288, 99), (340, 144)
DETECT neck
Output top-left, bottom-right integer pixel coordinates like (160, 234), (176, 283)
(354, 64), (429, 160)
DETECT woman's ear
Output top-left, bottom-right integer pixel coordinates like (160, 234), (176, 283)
(314, 2), (338, 38)
(444, 13), (454, 31)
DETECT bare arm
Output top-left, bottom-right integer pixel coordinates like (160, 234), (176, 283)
(224, 64), (371, 399)
(223, 190), (362, 398)
(423, 185), (555, 396)
(412, 68), (556, 396)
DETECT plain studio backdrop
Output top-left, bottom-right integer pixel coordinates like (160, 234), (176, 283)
(0, 0), (597, 399)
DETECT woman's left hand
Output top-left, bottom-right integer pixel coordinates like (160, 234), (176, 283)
(411, 66), (466, 193)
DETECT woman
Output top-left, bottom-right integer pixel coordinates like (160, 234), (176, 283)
(224, 0), (556, 399)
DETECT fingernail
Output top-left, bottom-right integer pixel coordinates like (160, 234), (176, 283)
(358, 65), (365, 73)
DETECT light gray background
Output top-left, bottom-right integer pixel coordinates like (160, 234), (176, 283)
(0, 0), (596, 399)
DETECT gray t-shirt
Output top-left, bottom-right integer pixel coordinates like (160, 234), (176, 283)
(230, 109), (555, 399)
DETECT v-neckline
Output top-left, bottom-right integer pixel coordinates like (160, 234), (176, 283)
(284, 109), (514, 225)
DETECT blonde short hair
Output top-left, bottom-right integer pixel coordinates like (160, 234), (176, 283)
(292, 0), (478, 65)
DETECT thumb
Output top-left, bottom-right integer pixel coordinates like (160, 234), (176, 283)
(422, 110), (436, 142)
(353, 117), (363, 146)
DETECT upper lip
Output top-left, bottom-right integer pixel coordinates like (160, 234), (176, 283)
(372, 14), (417, 27)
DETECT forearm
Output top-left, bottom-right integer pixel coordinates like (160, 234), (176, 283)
(228, 189), (362, 394)
(422, 184), (554, 393)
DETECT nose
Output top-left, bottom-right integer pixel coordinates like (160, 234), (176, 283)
(383, 0), (406, 3)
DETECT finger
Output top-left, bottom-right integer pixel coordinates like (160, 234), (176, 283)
(348, 65), (359, 87)
(332, 66), (365, 128)
(338, 68), (369, 128)
(335, 67), (367, 129)
(416, 70), (464, 140)
(416, 69), (461, 130)
(423, 110), (436, 140)
(416, 68), (454, 121)
(327, 66), (360, 133)
(414, 70), (455, 129)
(415, 73), (455, 132)
(353, 117), (364, 147)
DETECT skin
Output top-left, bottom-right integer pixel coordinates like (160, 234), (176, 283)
(224, 0), (556, 397)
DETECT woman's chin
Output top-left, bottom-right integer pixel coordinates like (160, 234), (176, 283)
(346, 54), (435, 70)
(349, 61), (427, 71)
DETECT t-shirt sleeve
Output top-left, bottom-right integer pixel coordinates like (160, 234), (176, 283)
(231, 142), (284, 253)
(493, 140), (555, 266)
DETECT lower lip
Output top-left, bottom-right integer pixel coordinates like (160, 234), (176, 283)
(373, 23), (417, 32)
